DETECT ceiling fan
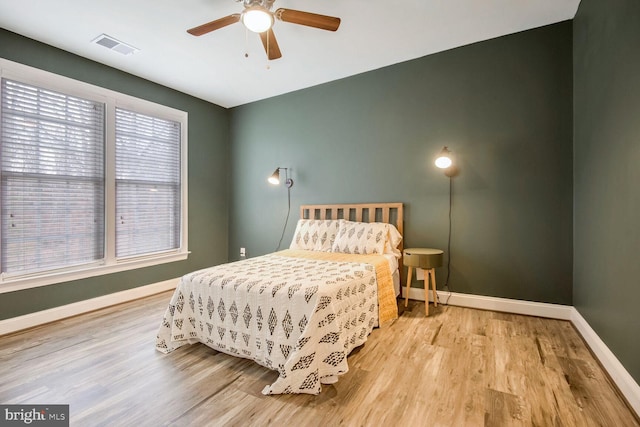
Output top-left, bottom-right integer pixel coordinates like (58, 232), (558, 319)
(187, 0), (341, 60)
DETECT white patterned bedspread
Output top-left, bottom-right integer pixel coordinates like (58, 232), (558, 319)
(155, 253), (379, 395)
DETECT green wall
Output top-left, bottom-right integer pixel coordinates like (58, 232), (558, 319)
(229, 22), (574, 305)
(573, 0), (640, 382)
(0, 29), (230, 319)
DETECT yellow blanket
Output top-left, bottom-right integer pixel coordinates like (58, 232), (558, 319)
(277, 249), (399, 326)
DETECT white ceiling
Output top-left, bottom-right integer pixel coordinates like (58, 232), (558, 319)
(0, 0), (580, 108)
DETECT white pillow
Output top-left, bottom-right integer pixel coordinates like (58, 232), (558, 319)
(384, 224), (403, 258)
(331, 221), (388, 255)
(289, 219), (341, 252)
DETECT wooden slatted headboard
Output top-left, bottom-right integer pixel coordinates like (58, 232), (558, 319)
(299, 202), (404, 260)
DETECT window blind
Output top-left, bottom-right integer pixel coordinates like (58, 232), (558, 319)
(1, 79), (105, 275)
(115, 108), (181, 258)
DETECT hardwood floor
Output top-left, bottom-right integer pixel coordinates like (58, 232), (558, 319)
(1, 292), (638, 426)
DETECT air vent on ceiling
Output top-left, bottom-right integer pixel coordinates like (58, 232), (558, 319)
(92, 34), (139, 55)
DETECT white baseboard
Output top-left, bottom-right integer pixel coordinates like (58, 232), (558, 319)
(570, 308), (640, 416)
(0, 278), (179, 337)
(405, 288), (639, 417)
(406, 287), (574, 320)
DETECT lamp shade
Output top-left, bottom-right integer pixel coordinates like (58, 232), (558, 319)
(242, 7), (274, 33)
(435, 146), (453, 169)
(268, 168), (280, 185)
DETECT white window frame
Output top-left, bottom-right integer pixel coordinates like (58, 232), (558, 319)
(0, 58), (188, 294)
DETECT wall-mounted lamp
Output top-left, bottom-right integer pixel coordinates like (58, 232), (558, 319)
(434, 146), (458, 177)
(435, 146), (452, 169)
(268, 167), (294, 188)
(269, 166), (294, 252)
(434, 146), (455, 303)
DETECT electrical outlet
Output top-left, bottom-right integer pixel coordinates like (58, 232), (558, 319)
(240, 247), (246, 257)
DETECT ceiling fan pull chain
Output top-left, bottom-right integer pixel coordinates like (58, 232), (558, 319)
(244, 27), (249, 58)
(266, 31), (271, 69)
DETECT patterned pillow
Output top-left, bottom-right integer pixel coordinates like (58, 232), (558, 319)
(331, 221), (388, 255)
(289, 219), (342, 252)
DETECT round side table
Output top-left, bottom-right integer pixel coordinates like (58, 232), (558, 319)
(403, 248), (444, 316)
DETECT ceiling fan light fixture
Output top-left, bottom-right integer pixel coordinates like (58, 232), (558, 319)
(242, 6), (274, 33)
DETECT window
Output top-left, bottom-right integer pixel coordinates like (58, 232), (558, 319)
(1, 79), (105, 275)
(0, 59), (188, 293)
(115, 108), (181, 258)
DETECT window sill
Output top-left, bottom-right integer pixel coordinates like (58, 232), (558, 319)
(0, 251), (189, 294)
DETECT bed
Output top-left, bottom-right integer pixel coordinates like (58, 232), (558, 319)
(156, 203), (403, 395)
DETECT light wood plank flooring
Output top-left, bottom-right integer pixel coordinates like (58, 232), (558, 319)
(1, 292), (638, 426)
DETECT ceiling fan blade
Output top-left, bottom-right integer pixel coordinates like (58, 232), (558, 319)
(187, 14), (241, 36)
(275, 8), (341, 31)
(259, 29), (282, 60)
